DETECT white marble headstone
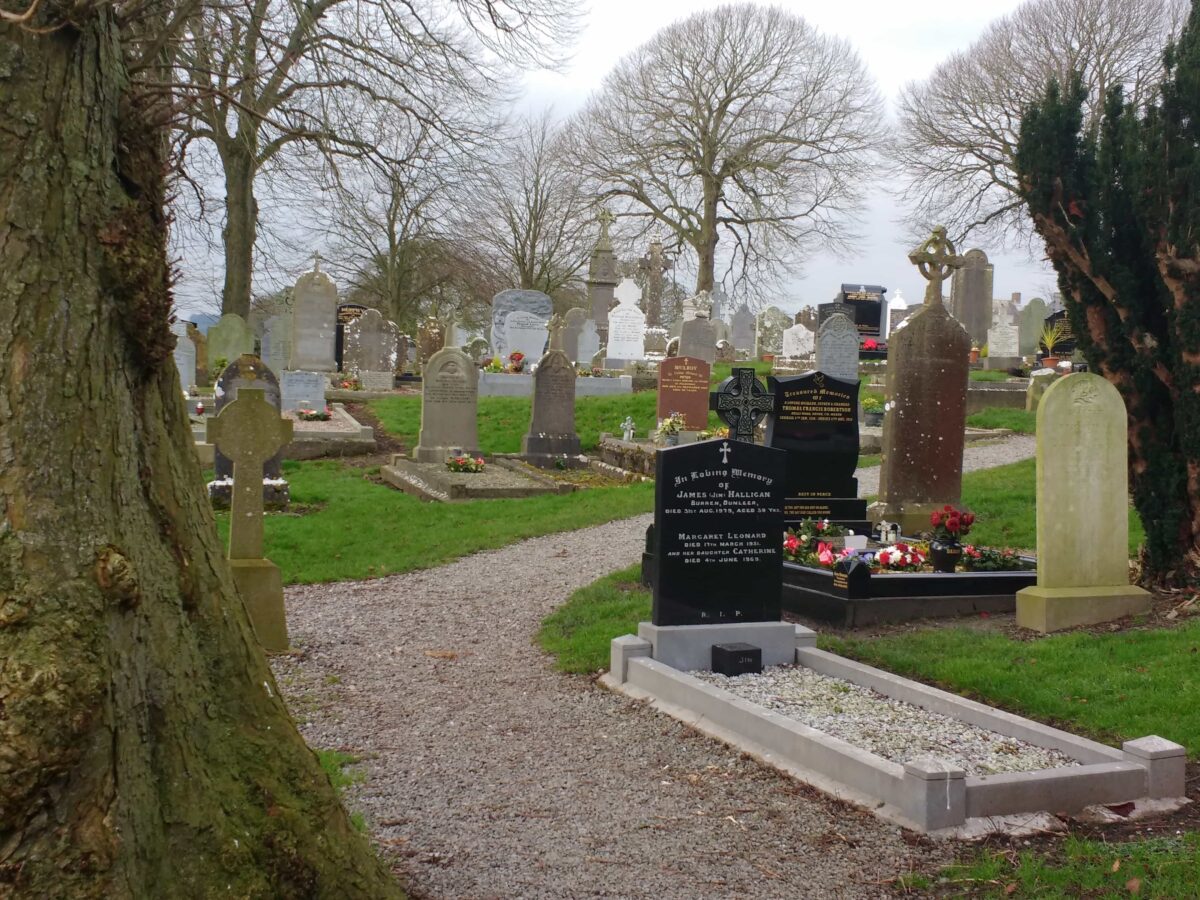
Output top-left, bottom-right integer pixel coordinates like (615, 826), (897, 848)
(505, 310), (550, 364)
(781, 324), (814, 358)
(606, 278), (646, 361)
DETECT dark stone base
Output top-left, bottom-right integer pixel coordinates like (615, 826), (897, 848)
(712, 643), (763, 676)
(858, 349), (887, 361)
(208, 480), (290, 511)
(782, 561), (1036, 627)
(521, 433), (582, 460)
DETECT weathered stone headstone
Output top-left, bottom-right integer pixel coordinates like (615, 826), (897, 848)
(414, 347), (479, 462)
(521, 350), (581, 465)
(606, 278), (647, 364)
(949, 248), (993, 345)
(263, 313), (292, 377)
(279, 370), (326, 413)
(816, 313), (860, 382)
(781, 324), (815, 359)
(417, 317), (444, 370)
(643, 325), (669, 357)
(1019, 297), (1049, 355)
(207, 313), (254, 368)
(334, 303), (368, 371)
(731, 306), (756, 351)
(650, 439), (786, 625)
(715, 340), (735, 363)
(586, 209), (620, 339)
(492, 289), (553, 361)
(1026, 371), (1057, 412)
(870, 227), (971, 532)
(210, 355), (289, 510)
(562, 307), (589, 363)
(289, 262), (338, 372)
(754, 307), (791, 357)
(577, 319), (601, 364)
(1016, 374), (1151, 632)
(679, 315), (716, 364)
(709, 368), (775, 441)
(766, 372), (866, 526)
(985, 300), (1021, 370)
(680, 290), (713, 324)
(343, 308), (398, 382)
(208, 388), (293, 651)
(172, 320), (196, 389)
(657, 356), (711, 431)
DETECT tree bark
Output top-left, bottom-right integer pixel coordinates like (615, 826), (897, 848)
(0, 9), (403, 897)
(221, 142), (258, 319)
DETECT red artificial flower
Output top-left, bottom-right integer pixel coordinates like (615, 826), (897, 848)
(944, 505), (953, 512)
(863, 338), (879, 351)
(817, 521), (826, 531)
(784, 534), (800, 553)
(962, 512), (975, 527)
(896, 542), (909, 553)
(930, 510), (942, 527)
(946, 517), (960, 534)
(878, 551), (891, 566)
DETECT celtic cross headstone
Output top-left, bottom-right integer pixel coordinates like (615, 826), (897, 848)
(709, 367), (775, 441)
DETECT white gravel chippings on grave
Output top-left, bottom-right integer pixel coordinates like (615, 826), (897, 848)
(692, 666), (1078, 776)
(275, 514), (954, 900)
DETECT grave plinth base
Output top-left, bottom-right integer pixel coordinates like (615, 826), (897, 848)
(521, 433), (583, 468)
(1015, 584), (1152, 633)
(230, 558), (289, 651)
(413, 444), (481, 463)
(867, 499), (949, 535)
(637, 621), (800, 672)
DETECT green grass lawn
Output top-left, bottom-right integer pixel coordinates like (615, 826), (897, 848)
(538, 565), (651, 674)
(966, 407), (1037, 433)
(371, 394), (725, 451)
(711, 360), (774, 384)
(823, 620), (1200, 756)
(217, 460), (654, 584)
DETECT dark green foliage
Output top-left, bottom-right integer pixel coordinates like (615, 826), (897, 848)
(1015, 5), (1200, 582)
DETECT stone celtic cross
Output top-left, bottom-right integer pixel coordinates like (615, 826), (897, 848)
(548, 313), (565, 351)
(311, 249), (324, 273)
(908, 226), (966, 306)
(597, 207), (615, 243)
(208, 389), (294, 560)
(709, 368), (775, 441)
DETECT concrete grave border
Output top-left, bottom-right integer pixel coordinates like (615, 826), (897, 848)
(603, 625), (1185, 834)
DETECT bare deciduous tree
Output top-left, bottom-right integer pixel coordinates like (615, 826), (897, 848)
(893, 0), (1186, 245)
(462, 111), (595, 301)
(172, 0), (579, 317)
(568, 3), (882, 296)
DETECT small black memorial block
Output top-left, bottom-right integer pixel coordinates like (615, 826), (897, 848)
(712, 642), (763, 676)
(651, 438), (786, 626)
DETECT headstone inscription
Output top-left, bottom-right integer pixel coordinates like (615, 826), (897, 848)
(335, 303), (369, 371)
(207, 388), (293, 651)
(986, 301), (1021, 369)
(679, 316), (717, 364)
(709, 368), (776, 441)
(289, 262), (338, 372)
(870, 227), (971, 532)
(650, 439), (786, 626)
(172, 320), (196, 390)
(210, 355), (289, 510)
(413, 347), (480, 462)
(521, 350), (581, 465)
(657, 356), (712, 431)
(207, 313), (254, 367)
(766, 372), (867, 526)
(1015, 374), (1151, 632)
(816, 313), (860, 383)
(279, 370), (327, 414)
(505, 310), (551, 364)
(606, 278), (647, 363)
(1043, 307), (1077, 357)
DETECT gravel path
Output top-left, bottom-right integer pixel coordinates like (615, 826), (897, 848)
(274, 433), (1037, 898)
(856, 434), (1035, 496)
(276, 518), (949, 899)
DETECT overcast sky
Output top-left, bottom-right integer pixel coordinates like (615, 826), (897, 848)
(520, 0), (1057, 317)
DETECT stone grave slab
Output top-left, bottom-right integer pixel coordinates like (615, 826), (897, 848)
(781, 324), (814, 359)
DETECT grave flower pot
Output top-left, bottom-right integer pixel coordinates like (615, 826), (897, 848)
(1041, 355), (1060, 369)
(969, 347), (981, 363)
(929, 539), (962, 573)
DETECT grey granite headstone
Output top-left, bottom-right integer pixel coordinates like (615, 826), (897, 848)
(949, 248), (993, 345)
(280, 370), (327, 413)
(731, 306), (756, 351)
(562, 307), (589, 363)
(816, 313), (859, 382)
(521, 349), (580, 464)
(491, 289), (553, 361)
(679, 317), (717, 364)
(504, 310), (550, 364)
(263, 313), (292, 377)
(207, 314), (254, 368)
(414, 347), (480, 462)
(290, 267), (338, 371)
(172, 320), (196, 389)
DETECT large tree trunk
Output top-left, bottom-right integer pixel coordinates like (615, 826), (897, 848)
(221, 142), (258, 319)
(694, 182), (719, 293)
(0, 9), (402, 897)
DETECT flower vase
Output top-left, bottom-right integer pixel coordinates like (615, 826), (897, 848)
(929, 539), (962, 573)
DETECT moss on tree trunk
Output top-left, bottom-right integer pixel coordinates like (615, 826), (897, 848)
(0, 8), (403, 897)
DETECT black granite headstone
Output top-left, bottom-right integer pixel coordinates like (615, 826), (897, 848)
(819, 284), (887, 339)
(1042, 308), (1077, 357)
(766, 371), (867, 527)
(708, 367), (776, 441)
(651, 439), (786, 626)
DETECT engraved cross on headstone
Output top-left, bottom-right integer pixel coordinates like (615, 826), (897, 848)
(208, 389), (294, 561)
(908, 226), (966, 306)
(709, 367), (775, 441)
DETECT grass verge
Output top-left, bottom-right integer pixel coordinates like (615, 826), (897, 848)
(538, 565), (650, 674)
(315, 748), (368, 833)
(217, 459), (654, 584)
(966, 407), (1037, 434)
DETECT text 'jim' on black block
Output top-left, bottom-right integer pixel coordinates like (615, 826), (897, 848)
(712, 642), (763, 676)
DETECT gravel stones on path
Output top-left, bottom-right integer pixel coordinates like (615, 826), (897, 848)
(856, 434), (1035, 496)
(276, 517), (949, 899)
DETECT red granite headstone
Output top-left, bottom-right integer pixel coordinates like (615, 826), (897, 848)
(657, 356), (711, 430)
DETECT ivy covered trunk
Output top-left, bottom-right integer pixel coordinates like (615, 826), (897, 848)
(0, 7), (402, 897)
(1015, 5), (1200, 586)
